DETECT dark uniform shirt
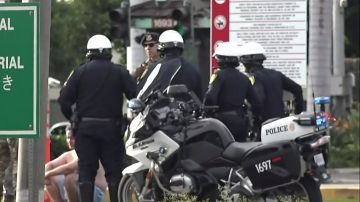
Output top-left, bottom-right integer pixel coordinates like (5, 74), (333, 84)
(250, 65), (303, 121)
(204, 67), (262, 142)
(204, 67), (262, 116)
(58, 59), (136, 120)
(138, 54), (203, 101)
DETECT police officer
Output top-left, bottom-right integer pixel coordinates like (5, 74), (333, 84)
(239, 41), (303, 123)
(137, 29), (203, 100)
(204, 42), (262, 142)
(132, 32), (160, 94)
(58, 34), (136, 202)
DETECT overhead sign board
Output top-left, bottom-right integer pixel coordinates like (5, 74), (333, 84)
(0, 3), (40, 137)
(211, 0), (307, 86)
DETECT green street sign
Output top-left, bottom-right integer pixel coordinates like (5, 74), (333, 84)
(0, 3), (40, 137)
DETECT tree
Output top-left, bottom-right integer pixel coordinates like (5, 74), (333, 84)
(345, 0), (360, 57)
(50, 0), (124, 83)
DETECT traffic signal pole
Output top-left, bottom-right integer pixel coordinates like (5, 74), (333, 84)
(16, 0), (51, 201)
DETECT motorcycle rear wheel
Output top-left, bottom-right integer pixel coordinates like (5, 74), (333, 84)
(260, 174), (322, 202)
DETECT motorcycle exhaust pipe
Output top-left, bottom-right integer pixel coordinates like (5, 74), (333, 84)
(310, 135), (330, 149)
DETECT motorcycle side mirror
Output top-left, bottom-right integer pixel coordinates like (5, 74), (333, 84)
(127, 98), (145, 113)
(166, 84), (189, 96)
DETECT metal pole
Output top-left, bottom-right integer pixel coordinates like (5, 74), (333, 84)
(332, 0), (347, 118)
(16, 0), (51, 201)
(306, 0), (333, 111)
(189, 1), (195, 43)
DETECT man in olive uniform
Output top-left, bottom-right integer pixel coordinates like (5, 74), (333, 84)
(132, 32), (160, 95)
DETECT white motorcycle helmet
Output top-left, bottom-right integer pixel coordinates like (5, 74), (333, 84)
(239, 42), (266, 64)
(213, 41), (240, 65)
(213, 41), (241, 57)
(158, 30), (184, 51)
(86, 34), (112, 59)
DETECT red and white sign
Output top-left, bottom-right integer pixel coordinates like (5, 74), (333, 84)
(211, 0), (229, 71)
(211, 0), (307, 86)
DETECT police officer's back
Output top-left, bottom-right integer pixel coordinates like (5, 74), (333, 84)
(58, 34), (136, 202)
(204, 42), (262, 142)
(239, 42), (303, 122)
(137, 30), (203, 101)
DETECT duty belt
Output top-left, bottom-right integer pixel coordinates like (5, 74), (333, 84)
(218, 111), (238, 116)
(218, 109), (245, 116)
(81, 117), (115, 122)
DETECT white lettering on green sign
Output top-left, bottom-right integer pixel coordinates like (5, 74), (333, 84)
(0, 16), (23, 91)
(0, 18), (14, 31)
(0, 56), (24, 69)
(2, 74), (12, 91)
(0, 56), (23, 91)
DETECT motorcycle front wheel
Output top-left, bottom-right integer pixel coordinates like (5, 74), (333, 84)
(118, 175), (161, 202)
(118, 175), (140, 202)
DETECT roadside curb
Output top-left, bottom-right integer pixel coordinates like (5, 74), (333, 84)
(321, 184), (360, 200)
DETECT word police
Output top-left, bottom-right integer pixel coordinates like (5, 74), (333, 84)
(265, 125), (288, 135)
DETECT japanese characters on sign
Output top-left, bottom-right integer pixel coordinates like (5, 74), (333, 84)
(0, 4), (39, 137)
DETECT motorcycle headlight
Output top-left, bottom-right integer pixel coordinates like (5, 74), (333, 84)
(294, 116), (315, 126)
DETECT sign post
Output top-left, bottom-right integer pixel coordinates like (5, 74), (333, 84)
(0, 4), (39, 137)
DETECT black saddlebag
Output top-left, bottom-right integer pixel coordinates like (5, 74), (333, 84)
(242, 141), (301, 190)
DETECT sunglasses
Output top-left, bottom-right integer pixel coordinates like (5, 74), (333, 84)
(143, 43), (156, 48)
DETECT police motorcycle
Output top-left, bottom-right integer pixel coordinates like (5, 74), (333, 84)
(247, 96), (332, 183)
(118, 84), (331, 201)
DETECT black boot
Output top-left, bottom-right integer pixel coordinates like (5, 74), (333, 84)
(79, 181), (94, 202)
(108, 181), (120, 202)
(3, 194), (15, 202)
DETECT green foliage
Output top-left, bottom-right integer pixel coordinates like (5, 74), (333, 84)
(50, 134), (69, 159)
(50, 0), (125, 83)
(329, 104), (360, 168)
(162, 185), (245, 202)
(345, 0), (360, 57)
(163, 193), (199, 202)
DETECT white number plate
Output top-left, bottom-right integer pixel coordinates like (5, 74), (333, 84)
(314, 153), (325, 166)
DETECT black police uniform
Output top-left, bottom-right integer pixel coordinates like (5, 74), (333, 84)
(204, 67), (262, 142)
(250, 64), (303, 122)
(58, 58), (136, 200)
(138, 52), (203, 101)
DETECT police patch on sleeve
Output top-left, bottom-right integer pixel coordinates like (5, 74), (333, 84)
(248, 75), (255, 85)
(209, 73), (218, 85)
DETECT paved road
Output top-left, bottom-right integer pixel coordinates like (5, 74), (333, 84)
(328, 168), (360, 184)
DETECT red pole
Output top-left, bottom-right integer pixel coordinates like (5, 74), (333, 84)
(44, 98), (51, 202)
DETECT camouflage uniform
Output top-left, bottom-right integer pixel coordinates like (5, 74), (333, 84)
(0, 138), (18, 202)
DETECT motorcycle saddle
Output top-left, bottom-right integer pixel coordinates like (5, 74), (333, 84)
(222, 141), (262, 164)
